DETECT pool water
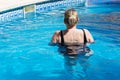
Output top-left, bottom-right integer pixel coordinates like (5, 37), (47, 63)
(0, 4), (120, 80)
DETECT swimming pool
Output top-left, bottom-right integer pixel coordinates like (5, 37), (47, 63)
(0, 4), (120, 80)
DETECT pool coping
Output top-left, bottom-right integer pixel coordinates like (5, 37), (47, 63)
(0, 0), (85, 23)
(0, 0), (49, 13)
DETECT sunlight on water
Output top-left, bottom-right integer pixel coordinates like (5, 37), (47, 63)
(0, 4), (120, 80)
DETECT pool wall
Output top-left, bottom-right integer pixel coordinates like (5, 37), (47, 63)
(86, 0), (120, 6)
(0, 0), (84, 23)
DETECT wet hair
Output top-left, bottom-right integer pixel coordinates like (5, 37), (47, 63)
(64, 9), (79, 27)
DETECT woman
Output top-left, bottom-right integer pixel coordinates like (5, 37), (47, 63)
(51, 9), (94, 56)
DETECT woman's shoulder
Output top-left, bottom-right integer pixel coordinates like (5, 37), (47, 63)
(76, 28), (89, 32)
(78, 28), (91, 33)
(54, 30), (61, 35)
(79, 28), (89, 31)
(55, 30), (67, 34)
(55, 30), (61, 33)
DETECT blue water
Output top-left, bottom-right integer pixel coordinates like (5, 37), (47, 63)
(0, 4), (120, 80)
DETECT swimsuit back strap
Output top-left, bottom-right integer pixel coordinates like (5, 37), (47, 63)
(82, 29), (87, 44)
(60, 30), (64, 46)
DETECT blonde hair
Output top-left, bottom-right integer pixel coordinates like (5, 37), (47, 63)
(64, 9), (79, 27)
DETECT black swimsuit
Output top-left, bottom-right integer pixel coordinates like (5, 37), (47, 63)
(59, 29), (90, 56)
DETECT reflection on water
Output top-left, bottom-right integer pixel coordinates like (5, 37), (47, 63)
(78, 11), (120, 47)
(0, 4), (120, 80)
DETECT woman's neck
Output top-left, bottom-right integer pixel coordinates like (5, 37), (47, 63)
(67, 26), (77, 30)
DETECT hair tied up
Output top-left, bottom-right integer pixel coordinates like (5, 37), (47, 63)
(69, 15), (76, 19)
(68, 15), (76, 26)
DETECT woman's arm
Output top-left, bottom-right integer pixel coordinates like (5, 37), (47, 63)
(49, 30), (60, 46)
(84, 29), (95, 43)
(52, 30), (60, 43)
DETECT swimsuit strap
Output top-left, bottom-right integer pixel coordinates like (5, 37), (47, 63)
(82, 29), (87, 44)
(60, 29), (87, 46)
(60, 30), (64, 46)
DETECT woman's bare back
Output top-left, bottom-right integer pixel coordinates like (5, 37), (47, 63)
(56, 29), (94, 45)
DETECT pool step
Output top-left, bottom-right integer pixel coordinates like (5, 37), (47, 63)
(24, 4), (36, 13)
